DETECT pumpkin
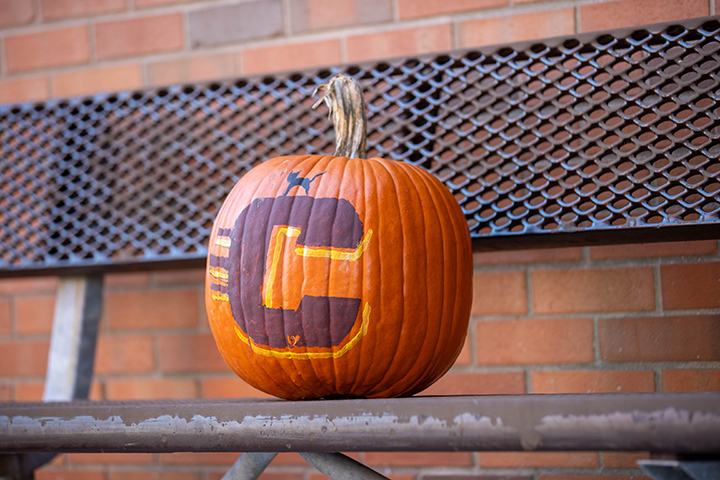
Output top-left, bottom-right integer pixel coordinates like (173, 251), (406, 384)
(205, 74), (472, 400)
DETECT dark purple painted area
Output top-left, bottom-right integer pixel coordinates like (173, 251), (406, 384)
(226, 195), (365, 349)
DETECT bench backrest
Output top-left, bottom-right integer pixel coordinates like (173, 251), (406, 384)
(1, 16), (719, 278)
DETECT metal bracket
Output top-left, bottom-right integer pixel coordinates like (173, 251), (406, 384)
(43, 275), (104, 402)
(639, 460), (720, 480)
(221, 452), (389, 480)
(300, 452), (389, 480)
(222, 453), (277, 480)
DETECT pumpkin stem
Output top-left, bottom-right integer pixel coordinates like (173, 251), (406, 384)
(312, 74), (367, 159)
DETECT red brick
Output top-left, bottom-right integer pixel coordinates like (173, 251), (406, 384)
(188, 1), (283, 48)
(454, 333), (472, 365)
(539, 476), (649, 480)
(599, 316), (720, 362)
(35, 469), (106, 480)
(241, 39), (342, 76)
(152, 268), (206, 285)
(0, 0), (35, 28)
(346, 24), (453, 63)
(4, 26), (90, 73)
(269, 452), (305, 465)
(291, 0), (392, 31)
(423, 476), (532, 480)
(200, 376), (272, 399)
(477, 451), (599, 468)
(146, 53), (235, 88)
(317, 475), (410, 480)
(105, 378), (197, 400)
(45, 456), (65, 468)
(52, 64), (142, 98)
(311, 471), (399, 480)
(0, 277), (57, 294)
(532, 266), (655, 314)
(0, 76), (50, 105)
(398, 0), (506, 19)
(15, 293), (55, 335)
(40, 0), (126, 21)
(159, 452), (238, 466)
(662, 369), (720, 392)
(105, 272), (151, 288)
(106, 288), (199, 330)
(135, 0), (197, 7)
(590, 240), (717, 260)
(273, 452), (361, 466)
(0, 300), (11, 336)
(532, 370), (655, 394)
(476, 318), (594, 365)
(67, 452), (156, 466)
(0, 340), (49, 377)
(94, 334), (155, 374)
(0, 383), (12, 401)
(364, 451), (473, 467)
(14, 381), (45, 401)
(458, 9), (575, 48)
(603, 452), (650, 469)
(474, 247), (583, 266)
(471, 271), (526, 316)
(244, 472), (305, 480)
(89, 381), (104, 401)
(95, 13), (184, 60)
(661, 262), (720, 310)
(109, 472), (200, 480)
(580, 0), (708, 32)
(159, 333), (228, 373)
(419, 371), (525, 395)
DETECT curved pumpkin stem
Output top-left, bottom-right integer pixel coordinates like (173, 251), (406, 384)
(312, 74), (367, 159)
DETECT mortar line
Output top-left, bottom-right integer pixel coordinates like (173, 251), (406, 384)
(653, 262), (664, 314)
(575, 4), (581, 34)
(281, 0), (293, 36)
(593, 315), (601, 365)
(390, 0), (399, 22)
(524, 267), (534, 317)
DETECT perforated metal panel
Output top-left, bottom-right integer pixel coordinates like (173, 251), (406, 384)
(2, 17), (720, 275)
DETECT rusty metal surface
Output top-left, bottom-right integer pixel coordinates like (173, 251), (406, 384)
(1, 17), (720, 276)
(1, 393), (719, 454)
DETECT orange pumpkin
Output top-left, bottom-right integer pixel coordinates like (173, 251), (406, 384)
(205, 74), (472, 399)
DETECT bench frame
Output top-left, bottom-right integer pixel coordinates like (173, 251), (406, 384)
(2, 15), (720, 480)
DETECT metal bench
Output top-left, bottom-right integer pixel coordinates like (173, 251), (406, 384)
(1, 14), (720, 480)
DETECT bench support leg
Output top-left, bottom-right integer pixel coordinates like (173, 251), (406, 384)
(220, 452), (389, 480)
(299, 452), (390, 480)
(222, 453), (277, 480)
(0, 276), (104, 480)
(43, 275), (104, 402)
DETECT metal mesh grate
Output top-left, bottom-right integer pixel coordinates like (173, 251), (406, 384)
(2, 17), (720, 275)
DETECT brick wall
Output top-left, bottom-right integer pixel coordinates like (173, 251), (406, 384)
(1, 0), (719, 479)
(0, 0), (716, 103)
